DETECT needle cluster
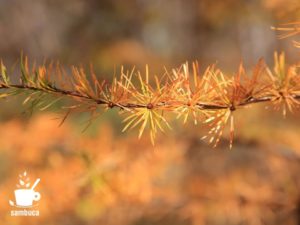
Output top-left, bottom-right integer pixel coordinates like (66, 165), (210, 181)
(0, 52), (299, 148)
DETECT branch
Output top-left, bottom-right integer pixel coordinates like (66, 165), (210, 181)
(2, 83), (299, 110)
(0, 53), (299, 148)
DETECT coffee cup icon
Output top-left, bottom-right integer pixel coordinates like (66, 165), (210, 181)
(14, 189), (41, 207)
(13, 178), (41, 207)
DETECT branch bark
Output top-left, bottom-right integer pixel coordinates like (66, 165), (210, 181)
(1, 83), (299, 110)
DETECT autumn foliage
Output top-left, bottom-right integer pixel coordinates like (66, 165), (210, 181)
(0, 1), (300, 223)
(0, 22), (299, 149)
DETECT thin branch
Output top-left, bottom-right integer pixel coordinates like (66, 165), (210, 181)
(0, 52), (299, 148)
(1, 83), (299, 110)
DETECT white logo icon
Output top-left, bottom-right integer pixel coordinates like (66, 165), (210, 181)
(9, 171), (41, 217)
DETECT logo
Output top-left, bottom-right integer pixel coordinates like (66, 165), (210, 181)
(9, 171), (41, 217)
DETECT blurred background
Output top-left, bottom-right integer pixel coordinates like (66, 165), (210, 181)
(0, 0), (300, 224)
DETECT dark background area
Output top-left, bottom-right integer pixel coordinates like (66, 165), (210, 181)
(0, 0), (299, 71)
